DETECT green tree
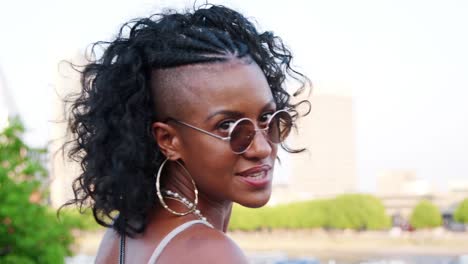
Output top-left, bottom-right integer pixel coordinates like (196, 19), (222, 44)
(454, 198), (468, 223)
(325, 194), (391, 230)
(409, 200), (442, 229)
(0, 118), (73, 263)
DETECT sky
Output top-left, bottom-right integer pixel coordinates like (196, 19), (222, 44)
(1, 0), (467, 192)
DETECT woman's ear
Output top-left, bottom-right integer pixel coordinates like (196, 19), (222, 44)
(152, 122), (182, 160)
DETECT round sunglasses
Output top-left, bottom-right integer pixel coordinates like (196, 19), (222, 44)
(168, 110), (293, 154)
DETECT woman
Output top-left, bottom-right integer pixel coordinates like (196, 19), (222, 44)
(65, 4), (309, 263)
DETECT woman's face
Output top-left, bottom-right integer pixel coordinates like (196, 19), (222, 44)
(155, 59), (278, 208)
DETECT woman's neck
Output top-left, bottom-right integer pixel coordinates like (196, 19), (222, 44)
(161, 162), (234, 232)
(197, 195), (233, 232)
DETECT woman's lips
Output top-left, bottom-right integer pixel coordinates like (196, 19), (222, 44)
(236, 164), (272, 188)
(237, 164), (272, 176)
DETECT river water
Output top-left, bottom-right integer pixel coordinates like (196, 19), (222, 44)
(66, 253), (467, 264)
(248, 252), (468, 264)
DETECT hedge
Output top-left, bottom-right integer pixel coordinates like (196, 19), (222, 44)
(229, 194), (390, 231)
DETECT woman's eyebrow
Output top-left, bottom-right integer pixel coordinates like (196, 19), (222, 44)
(205, 99), (276, 121)
(205, 110), (244, 122)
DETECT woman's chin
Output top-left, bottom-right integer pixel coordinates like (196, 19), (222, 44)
(237, 191), (272, 208)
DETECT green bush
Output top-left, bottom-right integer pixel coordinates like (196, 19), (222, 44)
(0, 118), (74, 263)
(58, 208), (102, 231)
(410, 200), (442, 229)
(228, 206), (268, 231)
(454, 198), (468, 223)
(229, 194), (390, 231)
(325, 194), (391, 230)
(274, 200), (327, 229)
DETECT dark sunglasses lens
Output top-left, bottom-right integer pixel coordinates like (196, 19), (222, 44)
(268, 111), (293, 143)
(230, 119), (255, 153)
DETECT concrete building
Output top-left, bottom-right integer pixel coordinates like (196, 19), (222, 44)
(270, 94), (357, 204)
(378, 192), (466, 217)
(377, 170), (433, 196)
(448, 179), (468, 198)
(376, 172), (466, 216)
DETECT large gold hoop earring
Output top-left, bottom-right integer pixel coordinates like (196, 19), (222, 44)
(155, 158), (198, 216)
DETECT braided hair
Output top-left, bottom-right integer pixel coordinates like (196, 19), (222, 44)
(64, 4), (310, 236)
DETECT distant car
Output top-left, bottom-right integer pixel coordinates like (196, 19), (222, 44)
(445, 222), (466, 232)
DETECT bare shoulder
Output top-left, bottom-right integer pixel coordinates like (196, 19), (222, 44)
(189, 226), (248, 263)
(95, 227), (120, 264)
(160, 224), (249, 264)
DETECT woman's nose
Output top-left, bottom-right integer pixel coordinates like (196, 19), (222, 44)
(242, 129), (273, 159)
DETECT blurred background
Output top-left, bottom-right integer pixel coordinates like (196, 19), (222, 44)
(1, 0), (467, 263)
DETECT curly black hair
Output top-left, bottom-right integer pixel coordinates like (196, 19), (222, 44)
(63, 4), (310, 237)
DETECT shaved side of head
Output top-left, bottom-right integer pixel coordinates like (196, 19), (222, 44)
(150, 68), (190, 121)
(150, 57), (253, 121)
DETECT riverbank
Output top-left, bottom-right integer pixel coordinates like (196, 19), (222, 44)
(229, 228), (468, 258)
(71, 228), (468, 258)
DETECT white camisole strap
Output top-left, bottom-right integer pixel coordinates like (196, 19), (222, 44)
(147, 219), (212, 264)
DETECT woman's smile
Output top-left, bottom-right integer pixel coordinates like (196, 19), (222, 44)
(235, 164), (272, 188)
